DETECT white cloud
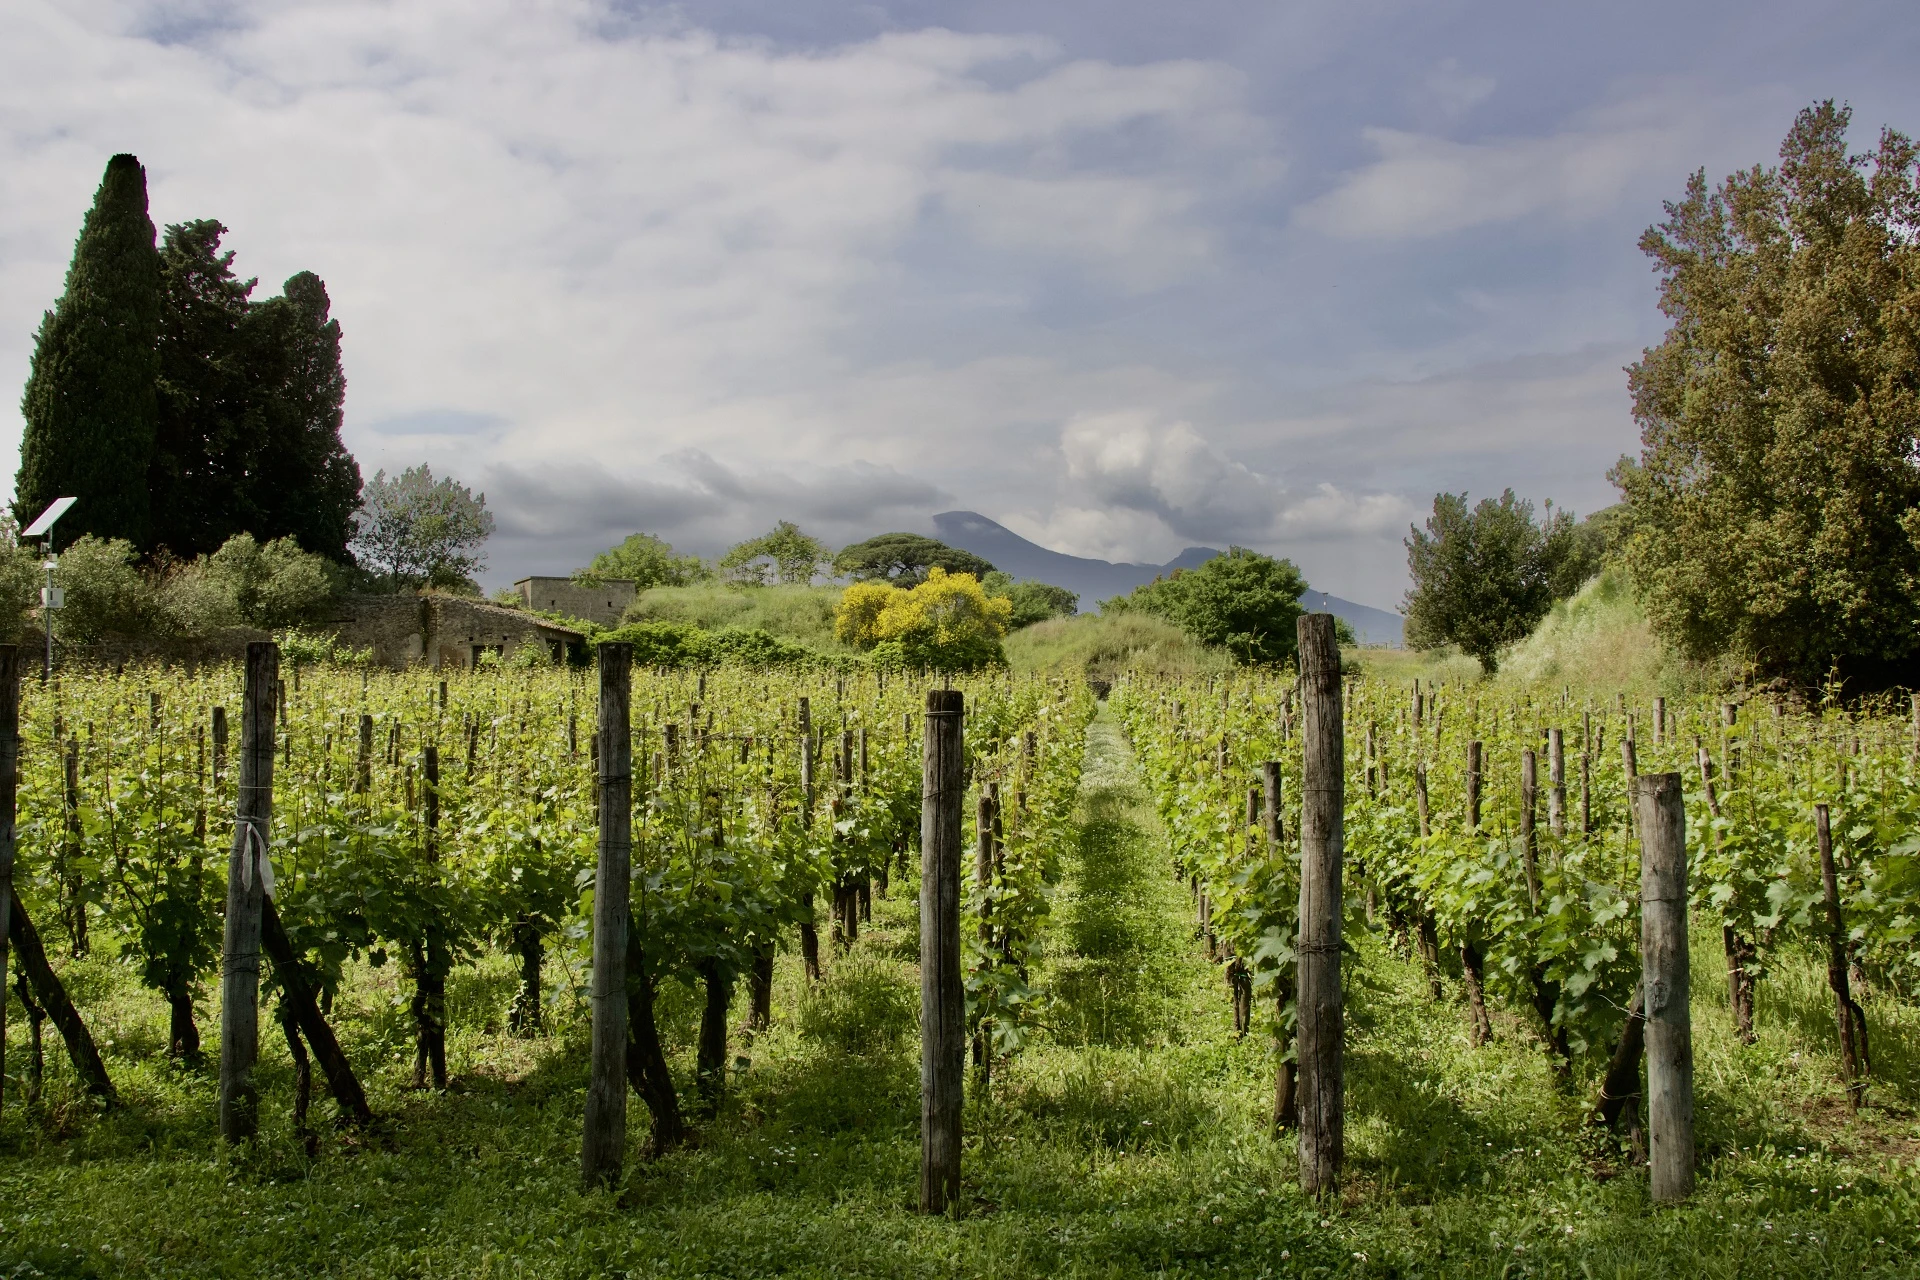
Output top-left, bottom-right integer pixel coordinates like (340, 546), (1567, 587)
(1297, 91), (1730, 241)
(0, 0), (1271, 483)
(1043, 411), (1413, 561)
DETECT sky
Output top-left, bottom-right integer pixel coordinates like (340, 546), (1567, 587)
(3, 1), (1917, 609)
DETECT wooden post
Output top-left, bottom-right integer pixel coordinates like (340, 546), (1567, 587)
(1520, 749), (1540, 908)
(1653, 696), (1666, 746)
(0, 648), (17, 1113)
(356, 713), (373, 794)
(212, 705), (228, 785)
(798, 697), (820, 982)
(220, 642), (277, 1142)
(414, 745), (447, 1090)
(1815, 804), (1869, 1108)
(582, 642), (631, 1188)
(1466, 740), (1483, 831)
(1296, 614), (1343, 1196)
(1547, 728), (1566, 839)
(1636, 772), (1693, 1203)
(920, 688), (965, 1214)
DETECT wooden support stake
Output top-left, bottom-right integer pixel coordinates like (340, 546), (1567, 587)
(1547, 728), (1566, 840)
(220, 642), (277, 1142)
(920, 688), (965, 1214)
(582, 642), (631, 1188)
(1520, 749), (1540, 907)
(1636, 772), (1693, 1203)
(1466, 740), (1483, 831)
(1296, 614), (1343, 1196)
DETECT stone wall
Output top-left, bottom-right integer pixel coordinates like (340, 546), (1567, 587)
(51, 593), (586, 673)
(513, 576), (636, 627)
(329, 593), (585, 669)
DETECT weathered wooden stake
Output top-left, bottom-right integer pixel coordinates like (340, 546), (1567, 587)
(1636, 772), (1693, 1203)
(1296, 614), (1343, 1196)
(1520, 748), (1541, 907)
(220, 642), (277, 1142)
(582, 642), (632, 1188)
(920, 688), (966, 1214)
(1547, 728), (1566, 839)
(1466, 739), (1483, 831)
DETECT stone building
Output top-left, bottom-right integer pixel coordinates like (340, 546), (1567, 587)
(512, 576), (637, 628)
(327, 593), (585, 669)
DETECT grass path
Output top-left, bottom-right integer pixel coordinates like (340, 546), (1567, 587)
(3, 703), (1920, 1277)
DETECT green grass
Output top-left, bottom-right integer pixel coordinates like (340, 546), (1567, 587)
(5, 707), (1919, 1277)
(1003, 613), (1232, 680)
(621, 585), (851, 651)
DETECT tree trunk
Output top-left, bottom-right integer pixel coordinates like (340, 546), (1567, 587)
(261, 895), (374, 1127)
(695, 959), (732, 1115)
(748, 942), (773, 1035)
(510, 917), (543, 1036)
(8, 897), (115, 1106)
(1593, 983), (1645, 1133)
(1460, 941), (1493, 1047)
(1722, 926), (1756, 1045)
(623, 946), (686, 1157)
(166, 963), (203, 1067)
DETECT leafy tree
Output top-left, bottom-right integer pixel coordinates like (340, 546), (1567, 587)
(982, 571), (1078, 628)
(1104, 548), (1306, 665)
(160, 534), (341, 632)
(16, 154), (162, 549)
(577, 532), (710, 588)
(833, 533), (993, 585)
(149, 219), (255, 559)
(350, 465), (495, 590)
(149, 223), (361, 561)
(834, 568), (1011, 671)
(1611, 102), (1920, 688)
(720, 521), (831, 586)
(52, 536), (161, 644)
(1403, 491), (1592, 673)
(244, 271), (361, 561)
(0, 518), (45, 646)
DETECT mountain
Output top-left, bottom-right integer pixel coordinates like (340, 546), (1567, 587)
(930, 511), (1405, 646)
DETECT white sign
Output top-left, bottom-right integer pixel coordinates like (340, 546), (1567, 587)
(41, 586), (64, 609)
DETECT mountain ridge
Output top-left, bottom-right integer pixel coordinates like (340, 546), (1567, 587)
(929, 510), (1404, 646)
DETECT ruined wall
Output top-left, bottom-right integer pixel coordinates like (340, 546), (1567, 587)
(513, 576), (636, 628)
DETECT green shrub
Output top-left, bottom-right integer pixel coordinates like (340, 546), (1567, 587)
(54, 535), (159, 643)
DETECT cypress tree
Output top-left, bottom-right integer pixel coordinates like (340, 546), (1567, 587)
(244, 272), (361, 560)
(16, 154), (162, 548)
(151, 219), (257, 558)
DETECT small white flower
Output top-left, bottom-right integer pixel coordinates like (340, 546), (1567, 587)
(1280, 1251), (1290, 1260)
(1212, 1215), (1223, 1225)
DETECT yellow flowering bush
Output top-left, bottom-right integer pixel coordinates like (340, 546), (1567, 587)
(834, 568), (1011, 670)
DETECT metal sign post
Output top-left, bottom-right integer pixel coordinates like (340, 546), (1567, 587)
(21, 498), (76, 684)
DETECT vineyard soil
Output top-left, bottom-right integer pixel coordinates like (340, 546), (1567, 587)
(4, 706), (1919, 1278)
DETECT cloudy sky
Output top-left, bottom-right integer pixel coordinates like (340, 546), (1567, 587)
(4, 1), (1916, 607)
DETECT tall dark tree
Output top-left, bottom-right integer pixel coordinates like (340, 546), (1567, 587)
(150, 219), (257, 558)
(16, 154), (162, 548)
(244, 272), (361, 560)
